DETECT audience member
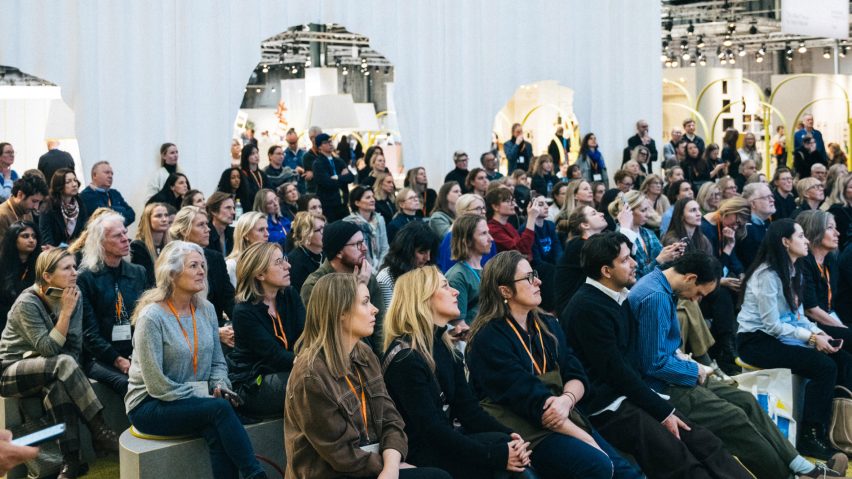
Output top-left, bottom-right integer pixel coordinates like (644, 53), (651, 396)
(480, 151), (503, 180)
(824, 164), (848, 198)
(659, 180), (695, 235)
(125, 241), (267, 479)
(504, 124), (534, 173)
(216, 167), (246, 207)
(721, 129), (741, 184)
(145, 143), (181, 199)
(0, 221), (39, 331)
(530, 155), (559, 197)
(146, 172), (189, 210)
(225, 211), (269, 287)
(358, 146), (388, 187)
(300, 126), (322, 193)
(206, 191), (236, 256)
(735, 161), (757, 192)
(486, 188), (538, 258)
(772, 168), (797, 219)
(376, 221), (439, 311)
(278, 182), (299, 221)
(264, 144), (296, 191)
(296, 193), (323, 216)
(613, 170), (634, 194)
(548, 126), (571, 171)
(547, 182), (568, 222)
(663, 128), (683, 164)
(130, 202), (171, 286)
(738, 132), (762, 169)
(373, 171), (397, 224)
(736, 183), (775, 267)
(254, 188), (288, 246)
(794, 114), (828, 160)
(682, 118), (705, 155)
(611, 190), (681, 279)
(794, 135), (826, 180)
(444, 151), (471, 192)
(695, 182), (721, 213)
(625, 119), (658, 168)
(345, 185), (389, 270)
(40, 168), (88, 247)
(387, 187), (423, 244)
(311, 133), (353, 222)
(554, 179), (593, 238)
(238, 144), (269, 211)
(429, 181), (461, 239)
(465, 167), (489, 198)
(828, 142), (848, 167)
(286, 211), (324, 292)
(80, 161), (135, 226)
(576, 133), (609, 188)
(825, 173), (852, 249)
(811, 163), (828, 184)
(530, 195), (562, 267)
(446, 215), (492, 325)
(0, 175), (48, 242)
(181, 189), (205, 209)
(37, 139), (75, 186)
(555, 206), (608, 313)
(662, 198), (712, 255)
(792, 177), (824, 218)
(639, 173), (668, 230)
(717, 176), (738, 200)
(435, 194), (492, 272)
(0, 142), (19, 202)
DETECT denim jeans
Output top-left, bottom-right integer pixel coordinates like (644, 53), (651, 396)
(85, 359), (129, 396)
(128, 396), (264, 479)
(531, 429), (644, 479)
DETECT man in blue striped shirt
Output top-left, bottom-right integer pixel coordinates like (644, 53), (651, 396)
(628, 253), (843, 479)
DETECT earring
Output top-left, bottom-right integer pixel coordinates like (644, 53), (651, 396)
(503, 298), (508, 304)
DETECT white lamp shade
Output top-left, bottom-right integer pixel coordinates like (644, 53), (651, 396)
(304, 94), (359, 131)
(354, 103), (379, 131)
(44, 99), (76, 139)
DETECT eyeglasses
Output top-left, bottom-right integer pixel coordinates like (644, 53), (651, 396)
(345, 240), (366, 249)
(753, 195), (774, 202)
(313, 226), (325, 234)
(405, 195), (419, 202)
(512, 270), (539, 285)
(809, 184), (825, 190)
(273, 256), (289, 266)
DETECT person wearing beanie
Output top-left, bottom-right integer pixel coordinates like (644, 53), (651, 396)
(300, 221), (386, 355)
(312, 133), (354, 222)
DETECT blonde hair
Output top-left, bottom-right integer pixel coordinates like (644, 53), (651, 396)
(294, 273), (360, 377)
(823, 173), (852, 210)
(290, 211), (326, 248)
(559, 180), (591, 218)
(796, 177), (823, 205)
(67, 207), (115, 255)
(383, 266), (454, 371)
(36, 248), (74, 287)
(455, 194), (484, 216)
(450, 215), (484, 261)
(608, 190), (646, 217)
(372, 171), (396, 202)
(130, 241), (208, 325)
(169, 206), (205, 241)
(696, 182), (721, 212)
(235, 242), (282, 303)
(137, 203), (172, 262)
(226, 211), (267, 261)
(396, 187), (416, 209)
(252, 188), (276, 214)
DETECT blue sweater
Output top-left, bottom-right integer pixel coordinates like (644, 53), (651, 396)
(532, 220), (563, 265)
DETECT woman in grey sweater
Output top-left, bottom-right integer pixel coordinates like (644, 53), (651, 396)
(125, 241), (266, 479)
(0, 248), (118, 479)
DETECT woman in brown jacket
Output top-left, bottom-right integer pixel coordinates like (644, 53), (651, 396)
(284, 273), (450, 479)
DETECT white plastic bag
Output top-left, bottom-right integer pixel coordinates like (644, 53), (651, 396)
(733, 368), (798, 446)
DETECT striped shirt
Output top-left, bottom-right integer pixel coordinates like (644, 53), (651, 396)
(627, 268), (699, 391)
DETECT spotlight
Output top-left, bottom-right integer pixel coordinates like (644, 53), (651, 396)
(758, 44), (766, 55)
(363, 68), (370, 76)
(687, 21), (695, 36)
(334, 58), (341, 67)
(255, 88), (261, 93)
(785, 43), (793, 55)
(271, 87), (276, 92)
(680, 39), (689, 49)
(823, 47), (831, 59)
(689, 58), (696, 67)
(717, 46), (724, 59)
(699, 55), (707, 66)
(682, 50), (690, 60)
(671, 59), (679, 68)
(291, 65), (298, 74)
(723, 34), (733, 47)
(661, 52), (669, 62)
(720, 56), (727, 65)
(841, 46), (848, 58)
(727, 20), (736, 32)
(738, 44), (746, 57)
(261, 64), (269, 73)
(305, 59), (311, 67)
(798, 41), (807, 53)
(665, 59), (672, 68)
(697, 36), (705, 48)
(728, 52), (736, 65)
(755, 53), (764, 63)
(342, 66), (349, 76)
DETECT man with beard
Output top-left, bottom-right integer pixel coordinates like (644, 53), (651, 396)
(300, 221), (386, 355)
(562, 233), (751, 479)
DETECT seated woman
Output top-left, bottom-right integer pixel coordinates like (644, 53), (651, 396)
(216, 167), (246, 204)
(610, 190), (681, 279)
(387, 187), (424, 244)
(40, 168), (89, 247)
(239, 144), (269, 211)
(554, 180), (594, 242)
(345, 185), (389, 271)
(125, 241), (267, 479)
(465, 251), (642, 479)
(529, 155), (559, 198)
(181, 189), (205, 208)
(428, 181), (461, 240)
(638, 173), (668, 231)
(485, 188), (540, 258)
(737, 219), (852, 461)
(373, 171), (397, 225)
(436, 193), (494, 272)
(287, 211), (325, 292)
(554, 206), (608, 313)
(131, 202), (171, 287)
(284, 273), (450, 479)
(0, 248), (118, 479)
(278, 183), (299, 221)
(791, 177), (824, 219)
(358, 146), (388, 187)
(376, 221), (439, 311)
(146, 172), (190, 211)
(446, 215), (493, 325)
(383, 266), (533, 478)
(229, 242), (304, 418)
(547, 182), (569, 223)
(254, 188), (289, 246)
(225, 211), (269, 287)
(0, 221), (40, 331)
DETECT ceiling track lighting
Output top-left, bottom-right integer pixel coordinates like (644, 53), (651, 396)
(823, 47), (832, 59)
(798, 41), (807, 53)
(841, 46), (848, 58)
(696, 36), (705, 48)
(698, 55), (707, 66)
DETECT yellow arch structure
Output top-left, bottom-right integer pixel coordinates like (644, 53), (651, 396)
(662, 79), (694, 106)
(662, 102), (710, 139)
(695, 77), (766, 113)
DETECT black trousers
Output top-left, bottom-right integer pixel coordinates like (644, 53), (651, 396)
(409, 431), (536, 479)
(738, 330), (852, 427)
(591, 401), (752, 479)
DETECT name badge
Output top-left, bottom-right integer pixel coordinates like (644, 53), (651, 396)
(189, 381), (210, 398)
(359, 443), (380, 454)
(593, 174), (603, 182)
(111, 324), (131, 342)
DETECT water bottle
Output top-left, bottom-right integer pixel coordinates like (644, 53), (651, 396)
(235, 199), (244, 219)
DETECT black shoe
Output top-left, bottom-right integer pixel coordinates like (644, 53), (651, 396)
(799, 424), (840, 461)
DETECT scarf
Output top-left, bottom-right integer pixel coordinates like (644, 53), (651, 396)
(586, 149), (605, 172)
(61, 198), (79, 238)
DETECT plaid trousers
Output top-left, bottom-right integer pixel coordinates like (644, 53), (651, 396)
(0, 354), (103, 455)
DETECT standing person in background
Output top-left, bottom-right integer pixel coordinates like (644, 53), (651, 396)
(444, 152), (471, 193)
(230, 139), (242, 168)
(40, 168), (89, 248)
(772, 168), (797, 220)
(131, 202), (171, 286)
(548, 126), (571, 172)
(504, 123), (534, 173)
(794, 114), (828, 161)
(663, 128), (683, 165)
(428, 181), (461, 239)
(239, 144), (269, 211)
(682, 118), (705, 156)
(312, 133), (354, 222)
(794, 135), (826, 180)
(286, 212), (325, 293)
(206, 192), (236, 257)
(80, 161), (135, 226)
(301, 126), (322, 193)
(772, 126), (787, 168)
(0, 142), (19, 202)
(576, 133), (609, 188)
(281, 128), (306, 192)
(373, 171), (397, 224)
(481, 151), (503, 181)
(145, 143), (181, 199)
(721, 129), (741, 184)
(828, 142), (847, 167)
(738, 132), (762, 171)
(625, 119), (658, 170)
(38, 139), (75, 185)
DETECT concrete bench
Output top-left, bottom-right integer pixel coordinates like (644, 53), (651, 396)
(0, 380), (130, 479)
(119, 418), (285, 479)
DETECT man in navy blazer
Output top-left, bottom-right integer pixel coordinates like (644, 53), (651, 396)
(311, 133), (353, 222)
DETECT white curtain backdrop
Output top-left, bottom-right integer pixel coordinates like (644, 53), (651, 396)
(1, 0), (661, 219)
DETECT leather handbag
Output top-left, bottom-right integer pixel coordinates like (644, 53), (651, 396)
(829, 385), (852, 454)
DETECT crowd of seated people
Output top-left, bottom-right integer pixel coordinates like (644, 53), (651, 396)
(0, 118), (851, 479)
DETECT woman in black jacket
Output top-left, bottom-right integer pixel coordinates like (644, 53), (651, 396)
(383, 266), (532, 478)
(286, 212), (325, 292)
(240, 144), (269, 210)
(40, 168), (89, 247)
(146, 172), (189, 210)
(229, 242), (305, 417)
(0, 221), (39, 332)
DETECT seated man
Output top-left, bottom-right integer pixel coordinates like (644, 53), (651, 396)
(628, 253), (847, 479)
(563, 233), (750, 479)
(78, 211), (148, 396)
(0, 175), (47, 241)
(80, 161), (135, 226)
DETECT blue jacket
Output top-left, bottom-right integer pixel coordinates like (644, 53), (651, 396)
(80, 186), (136, 226)
(436, 231), (496, 273)
(532, 220), (562, 265)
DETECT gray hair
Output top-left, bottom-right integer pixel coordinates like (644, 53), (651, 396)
(131, 240), (208, 325)
(796, 209), (833, 248)
(79, 211), (126, 271)
(308, 126), (322, 138)
(742, 182), (769, 202)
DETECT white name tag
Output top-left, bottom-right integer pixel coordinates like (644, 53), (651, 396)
(189, 381), (210, 398)
(593, 174), (603, 181)
(359, 443), (380, 454)
(111, 324), (131, 342)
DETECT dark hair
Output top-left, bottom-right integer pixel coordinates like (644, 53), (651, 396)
(565, 206), (592, 239)
(722, 129), (739, 149)
(581, 232), (632, 280)
(485, 187), (512, 219)
(12, 175), (48, 198)
(217, 167), (244, 196)
(668, 251), (723, 286)
(159, 142), (176, 166)
(479, 151), (495, 165)
(47, 168), (79, 208)
(181, 189), (204, 208)
(566, 164), (581, 179)
(239, 144), (258, 171)
(0, 221), (40, 300)
(662, 198), (712, 254)
(666, 179), (690, 204)
(578, 133), (596, 157)
(380, 221), (439, 279)
(466, 168), (486, 192)
(159, 173), (189, 198)
(432, 181), (459, 217)
(297, 193), (320, 211)
(348, 185), (373, 213)
(0, 143), (10, 154)
(614, 170), (633, 185)
(364, 146), (384, 167)
(740, 219), (801, 311)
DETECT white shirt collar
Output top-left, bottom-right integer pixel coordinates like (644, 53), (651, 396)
(585, 277), (629, 306)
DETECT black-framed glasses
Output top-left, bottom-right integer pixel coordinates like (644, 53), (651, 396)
(345, 240), (366, 249)
(513, 270), (539, 285)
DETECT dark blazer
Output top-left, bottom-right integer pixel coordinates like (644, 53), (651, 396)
(386, 213), (421, 244)
(203, 248), (235, 324)
(554, 237), (587, 314)
(562, 284), (674, 421)
(146, 189), (182, 211)
(129, 240), (157, 287)
(37, 149), (74, 184)
(39, 199), (89, 247)
(80, 186), (136, 226)
(444, 169), (469, 193)
(208, 223), (235, 257)
(239, 169), (270, 210)
(311, 154), (353, 210)
(625, 134), (658, 165)
(287, 246), (322, 293)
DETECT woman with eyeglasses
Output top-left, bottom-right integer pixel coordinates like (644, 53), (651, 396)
(40, 168), (89, 247)
(486, 188), (542, 258)
(0, 221), (40, 331)
(387, 187), (424, 244)
(345, 185), (389, 271)
(225, 212), (269, 287)
(435, 194), (495, 273)
(229, 242), (304, 418)
(638, 173), (669, 231)
(404, 167), (437, 217)
(466, 251), (643, 479)
(792, 177), (825, 219)
(695, 182), (721, 214)
(278, 183), (299, 221)
(717, 176), (739, 200)
(286, 212), (325, 292)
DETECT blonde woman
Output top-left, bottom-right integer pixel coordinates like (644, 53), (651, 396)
(383, 266), (532, 478)
(717, 176), (738, 200)
(225, 211), (269, 287)
(638, 173), (669, 230)
(824, 173), (852, 249)
(695, 181), (721, 213)
(436, 193), (491, 272)
(284, 273), (450, 479)
(792, 177), (825, 218)
(555, 180), (593, 237)
(253, 188), (288, 246)
(131, 202), (172, 286)
(737, 131), (762, 170)
(373, 171), (397, 224)
(125, 241), (267, 479)
(610, 190), (681, 279)
(287, 211), (325, 292)
(229, 242), (304, 417)
(387, 187), (423, 244)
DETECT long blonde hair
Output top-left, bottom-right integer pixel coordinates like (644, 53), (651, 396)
(294, 273), (360, 377)
(235, 242), (282, 303)
(383, 266), (454, 371)
(137, 203), (172, 262)
(169, 206), (205, 241)
(558, 180), (591, 219)
(131, 241), (208, 325)
(227, 211), (267, 261)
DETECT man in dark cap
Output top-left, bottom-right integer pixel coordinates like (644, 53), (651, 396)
(311, 133), (354, 222)
(299, 221), (386, 355)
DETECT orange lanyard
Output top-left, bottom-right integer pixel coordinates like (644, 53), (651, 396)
(244, 169), (263, 189)
(269, 310), (288, 349)
(716, 219), (723, 256)
(420, 191), (428, 216)
(166, 301), (198, 377)
(114, 288), (124, 323)
(505, 318), (547, 375)
(344, 368), (368, 439)
(817, 262), (832, 307)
